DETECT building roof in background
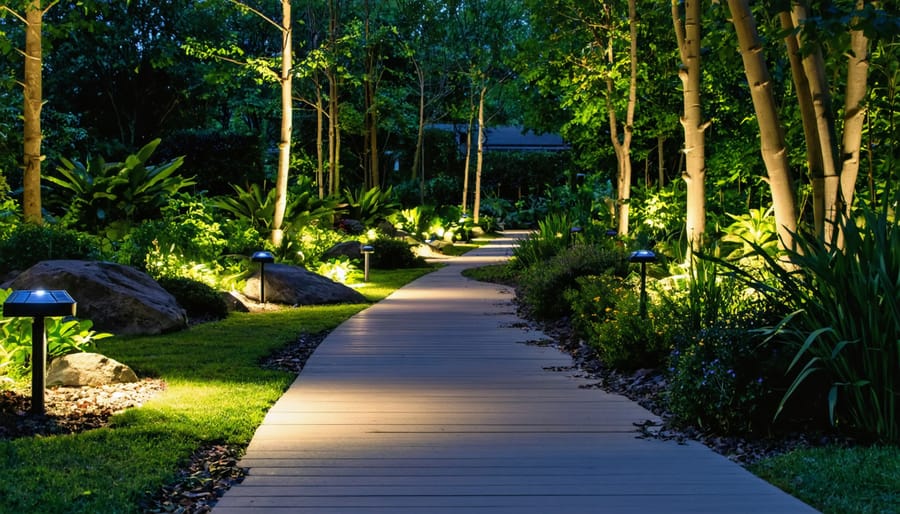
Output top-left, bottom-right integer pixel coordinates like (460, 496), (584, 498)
(432, 124), (569, 152)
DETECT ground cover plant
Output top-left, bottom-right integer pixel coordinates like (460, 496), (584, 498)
(0, 267), (434, 513)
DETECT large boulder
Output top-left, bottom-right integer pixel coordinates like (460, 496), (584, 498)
(321, 241), (363, 261)
(243, 263), (366, 305)
(2, 260), (187, 335)
(46, 352), (138, 387)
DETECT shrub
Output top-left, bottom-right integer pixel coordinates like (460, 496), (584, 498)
(370, 237), (425, 269)
(0, 224), (100, 274)
(44, 139), (194, 234)
(157, 277), (228, 322)
(510, 212), (576, 270)
(116, 194), (228, 270)
(667, 320), (787, 434)
(566, 275), (679, 370)
(518, 243), (628, 320)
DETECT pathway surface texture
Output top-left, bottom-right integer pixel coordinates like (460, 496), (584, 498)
(213, 232), (817, 513)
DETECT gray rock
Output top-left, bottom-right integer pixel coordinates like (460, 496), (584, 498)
(321, 241), (363, 261)
(243, 263), (366, 305)
(46, 352), (138, 387)
(2, 260), (187, 335)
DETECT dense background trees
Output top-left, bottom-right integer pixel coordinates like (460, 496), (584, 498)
(0, 1), (897, 239)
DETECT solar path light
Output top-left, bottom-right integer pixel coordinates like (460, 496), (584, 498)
(3, 290), (77, 415)
(251, 251), (275, 303)
(361, 245), (374, 282)
(628, 250), (657, 319)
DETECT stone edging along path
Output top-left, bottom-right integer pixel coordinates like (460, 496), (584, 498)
(213, 232), (818, 514)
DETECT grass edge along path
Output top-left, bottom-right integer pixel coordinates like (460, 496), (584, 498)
(0, 266), (436, 514)
(750, 445), (900, 514)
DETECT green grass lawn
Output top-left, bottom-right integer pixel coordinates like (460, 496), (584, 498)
(751, 445), (900, 514)
(0, 266), (435, 514)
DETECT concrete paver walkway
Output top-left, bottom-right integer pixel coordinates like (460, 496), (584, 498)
(214, 232), (817, 513)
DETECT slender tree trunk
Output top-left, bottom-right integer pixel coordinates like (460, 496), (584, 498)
(316, 80), (325, 199)
(607, 0), (637, 236)
(462, 101), (475, 212)
(411, 59), (425, 182)
(674, 0), (709, 251)
(838, 1), (870, 220)
(657, 135), (665, 188)
(792, 3), (840, 240)
(473, 85), (486, 224)
(270, 0), (292, 247)
(781, 11), (825, 234)
(22, 1), (44, 225)
(726, 0), (798, 249)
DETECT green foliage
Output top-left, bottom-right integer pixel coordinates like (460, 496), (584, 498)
(565, 275), (678, 370)
(45, 139), (195, 235)
(667, 321), (783, 435)
(342, 186), (401, 227)
(316, 257), (362, 285)
(282, 225), (350, 268)
(0, 224), (100, 274)
(510, 212), (576, 270)
(116, 193), (228, 271)
(518, 243), (628, 320)
(0, 290), (112, 380)
(631, 182), (686, 243)
(156, 277), (228, 322)
(720, 207), (779, 262)
(212, 179), (340, 243)
(369, 237), (425, 269)
(728, 204), (900, 441)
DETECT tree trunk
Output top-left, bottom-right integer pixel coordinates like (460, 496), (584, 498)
(411, 59), (425, 182)
(726, 0), (798, 249)
(473, 85), (486, 225)
(22, 1), (44, 225)
(838, 1), (870, 221)
(781, 11), (825, 234)
(607, 0), (637, 237)
(316, 80), (325, 199)
(462, 101), (475, 212)
(270, 0), (292, 247)
(674, 0), (708, 251)
(792, 3), (840, 240)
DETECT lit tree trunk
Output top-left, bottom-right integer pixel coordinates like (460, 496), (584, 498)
(726, 0), (798, 249)
(473, 84), (486, 224)
(673, 0), (709, 251)
(316, 80), (325, 199)
(607, 0), (637, 236)
(326, 0), (340, 196)
(462, 99), (475, 212)
(22, 1), (46, 225)
(838, 1), (870, 221)
(781, 11), (825, 234)
(270, 0), (292, 247)
(792, 3), (840, 240)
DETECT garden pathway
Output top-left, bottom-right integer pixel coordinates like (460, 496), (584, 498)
(213, 232), (817, 513)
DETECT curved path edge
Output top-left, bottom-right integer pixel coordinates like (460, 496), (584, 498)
(214, 231), (817, 513)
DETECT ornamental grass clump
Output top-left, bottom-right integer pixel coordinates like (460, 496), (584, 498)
(736, 203), (900, 442)
(518, 243), (628, 320)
